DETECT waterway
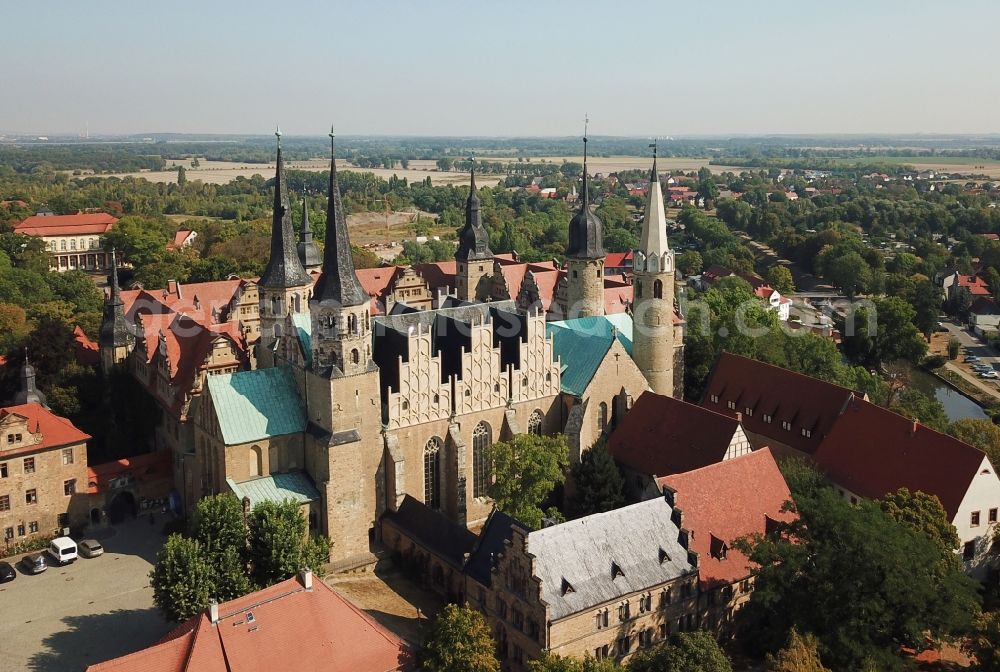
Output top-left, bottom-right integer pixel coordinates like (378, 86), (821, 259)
(908, 366), (988, 421)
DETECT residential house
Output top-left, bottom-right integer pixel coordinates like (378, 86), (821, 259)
(970, 297), (1000, 336)
(609, 391), (752, 500)
(85, 571), (413, 672)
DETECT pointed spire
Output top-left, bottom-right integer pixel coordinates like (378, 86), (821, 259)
(566, 116), (605, 260)
(100, 248), (131, 349)
(313, 125), (368, 307)
(638, 140), (670, 259)
(109, 248), (122, 304)
(259, 127), (311, 289)
(456, 155), (493, 262)
(297, 197), (322, 270)
(300, 198), (312, 243)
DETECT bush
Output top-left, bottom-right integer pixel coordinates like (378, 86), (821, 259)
(923, 354), (947, 369)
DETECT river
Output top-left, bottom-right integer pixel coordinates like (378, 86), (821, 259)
(908, 367), (988, 421)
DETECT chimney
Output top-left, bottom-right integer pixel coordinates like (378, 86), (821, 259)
(167, 279), (178, 297)
(735, 411), (743, 423)
(299, 568), (313, 591)
(911, 419), (918, 435)
(209, 599), (219, 624)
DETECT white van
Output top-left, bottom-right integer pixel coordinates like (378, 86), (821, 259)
(47, 537), (78, 565)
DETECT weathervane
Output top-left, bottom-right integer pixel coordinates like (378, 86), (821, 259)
(649, 139), (658, 158)
(329, 124), (335, 141)
(275, 125), (282, 148)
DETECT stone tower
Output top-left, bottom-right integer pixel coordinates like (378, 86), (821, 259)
(306, 127), (384, 564)
(258, 129), (314, 368)
(565, 133), (606, 319)
(631, 144), (676, 398)
(99, 250), (134, 374)
(455, 160), (494, 302)
(297, 198), (322, 274)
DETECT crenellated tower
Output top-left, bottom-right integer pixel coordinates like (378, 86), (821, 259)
(455, 159), (494, 302)
(258, 128), (314, 368)
(564, 125), (606, 318)
(631, 142), (676, 397)
(99, 250), (134, 374)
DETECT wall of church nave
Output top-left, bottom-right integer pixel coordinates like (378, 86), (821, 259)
(222, 434), (306, 484)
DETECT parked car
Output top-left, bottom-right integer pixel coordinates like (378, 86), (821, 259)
(20, 553), (47, 575)
(78, 539), (104, 558)
(0, 561), (16, 583)
(981, 371), (999, 380)
(46, 537), (77, 566)
(966, 356), (981, 363)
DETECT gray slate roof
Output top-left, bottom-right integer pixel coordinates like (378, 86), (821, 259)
(527, 497), (694, 620)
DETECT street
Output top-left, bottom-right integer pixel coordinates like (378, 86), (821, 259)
(936, 319), (1000, 402)
(0, 518), (171, 672)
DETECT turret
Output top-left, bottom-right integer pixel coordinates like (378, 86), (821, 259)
(297, 198), (323, 273)
(13, 354), (47, 408)
(258, 128), (313, 367)
(564, 123), (606, 318)
(455, 159), (494, 302)
(99, 250), (134, 374)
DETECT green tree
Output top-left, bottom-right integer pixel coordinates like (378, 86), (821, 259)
(949, 418), (1000, 468)
(765, 265), (796, 295)
(843, 298), (927, 367)
(487, 434), (568, 530)
(629, 631), (733, 672)
(948, 336), (961, 360)
(0, 302), (29, 351)
(529, 654), (618, 671)
(192, 494), (251, 600)
(150, 535), (215, 622)
(436, 158), (454, 171)
(569, 439), (624, 517)
(880, 488), (960, 558)
(177, 165), (187, 186)
(965, 610), (1000, 672)
(765, 629), (830, 672)
(418, 604), (500, 672)
(825, 251), (871, 298)
(907, 278), (943, 338)
(678, 250), (704, 276)
(248, 499), (312, 586)
(736, 476), (980, 669)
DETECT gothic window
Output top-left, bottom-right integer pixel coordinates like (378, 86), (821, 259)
(528, 410), (543, 436)
(653, 279), (663, 299)
(348, 314), (357, 334)
(598, 402), (608, 433)
(472, 422), (492, 498)
(424, 438), (442, 510)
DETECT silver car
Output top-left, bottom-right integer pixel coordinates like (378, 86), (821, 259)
(78, 539), (104, 558)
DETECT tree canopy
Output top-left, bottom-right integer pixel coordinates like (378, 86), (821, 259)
(418, 604), (500, 672)
(487, 433), (568, 530)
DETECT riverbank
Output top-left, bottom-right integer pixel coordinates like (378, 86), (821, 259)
(921, 363), (995, 420)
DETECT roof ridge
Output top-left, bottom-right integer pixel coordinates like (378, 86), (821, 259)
(717, 351), (856, 395)
(663, 446), (774, 481)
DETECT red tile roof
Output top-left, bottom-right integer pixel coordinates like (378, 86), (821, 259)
(0, 403), (90, 457)
(86, 573), (412, 672)
(958, 274), (991, 296)
(73, 325), (100, 366)
(701, 352), (857, 455)
(15, 212), (118, 236)
(610, 392), (744, 477)
(603, 283), (633, 315)
(604, 251), (634, 270)
(356, 266), (404, 314)
(87, 450), (172, 494)
(660, 448), (795, 588)
(702, 265), (733, 282)
(813, 397), (988, 519)
(413, 261), (456, 293)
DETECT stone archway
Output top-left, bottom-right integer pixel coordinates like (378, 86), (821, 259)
(108, 491), (137, 523)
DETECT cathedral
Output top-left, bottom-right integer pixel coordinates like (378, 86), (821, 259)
(101, 129), (683, 567)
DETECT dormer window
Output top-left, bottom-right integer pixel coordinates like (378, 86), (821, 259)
(781, 421), (792, 431)
(710, 394), (719, 404)
(658, 547), (670, 564)
(762, 414), (772, 423)
(801, 428), (811, 438)
(561, 578), (574, 596)
(611, 562), (624, 579)
(727, 401), (736, 410)
(744, 407), (753, 417)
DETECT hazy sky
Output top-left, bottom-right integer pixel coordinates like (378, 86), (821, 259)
(4, 0), (998, 136)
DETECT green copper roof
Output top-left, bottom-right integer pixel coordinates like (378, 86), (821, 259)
(206, 367), (306, 445)
(226, 471), (320, 507)
(291, 313), (312, 366)
(546, 314), (633, 397)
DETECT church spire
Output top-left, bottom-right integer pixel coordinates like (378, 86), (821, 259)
(639, 140), (670, 259)
(259, 127), (312, 289)
(565, 116), (605, 260)
(313, 126), (368, 307)
(100, 249), (131, 353)
(455, 156), (493, 262)
(297, 197), (322, 271)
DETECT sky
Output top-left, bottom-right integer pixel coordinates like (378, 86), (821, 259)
(3, 0), (999, 137)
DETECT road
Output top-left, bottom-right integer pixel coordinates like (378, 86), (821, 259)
(0, 518), (171, 672)
(937, 320), (1000, 403)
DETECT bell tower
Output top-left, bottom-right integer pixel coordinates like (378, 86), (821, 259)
(631, 141), (676, 397)
(258, 127), (314, 368)
(564, 118), (606, 319)
(99, 250), (133, 374)
(455, 158), (494, 302)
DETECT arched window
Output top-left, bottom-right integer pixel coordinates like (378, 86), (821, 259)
(424, 438), (442, 510)
(272, 323), (281, 339)
(598, 402), (609, 434)
(60, 240), (66, 251)
(528, 410), (543, 436)
(70, 239), (77, 250)
(348, 314), (357, 334)
(472, 422), (492, 498)
(653, 279), (663, 299)
(350, 348), (360, 365)
(271, 295), (280, 315)
(294, 294), (301, 313)
(250, 445), (263, 478)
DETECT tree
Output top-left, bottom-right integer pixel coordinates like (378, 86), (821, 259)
(191, 494), (252, 601)
(177, 165), (187, 186)
(965, 610), (1000, 671)
(949, 418), (1000, 469)
(418, 604), (500, 672)
(487, 434), (568, 530)
(880, 488), (960, 558)
(0, 302), (28, 351)
(150, 535), (215, 622)
(735, 477), (980, 669)
(766, 265), (796, 295)
(569, 439), (624, 517)
(825, 251), (871, 298)
(629, 631), (733, 672)
(907, 278), (943, 338)
(948, 336), (962, 360)
(248, 499), (313, 586)
(765, 629), (830, 672)
(529, 654), (618, 671)
(843, 298), (927, 367)
(436, 158), (454, 172)
(678, 250), (703, 276)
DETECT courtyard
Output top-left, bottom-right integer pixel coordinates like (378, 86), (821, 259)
(0, 518), (171, 672)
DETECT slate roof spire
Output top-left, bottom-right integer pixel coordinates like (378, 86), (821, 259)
(14, 351), (47, 407)
(296, 197), (322, 269)
(313, 126), (368, 307)
(259, 127), (312, 289)
(455, 156), (494, 262)
(100, 249), (131, 348)
(565, 116), (605, 259)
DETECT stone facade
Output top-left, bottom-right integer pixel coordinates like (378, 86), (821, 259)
(564, 258), (605, 319)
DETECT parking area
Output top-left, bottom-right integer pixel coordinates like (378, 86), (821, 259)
(940, 319), (1000, 379)
(0, 518), (171, 672)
